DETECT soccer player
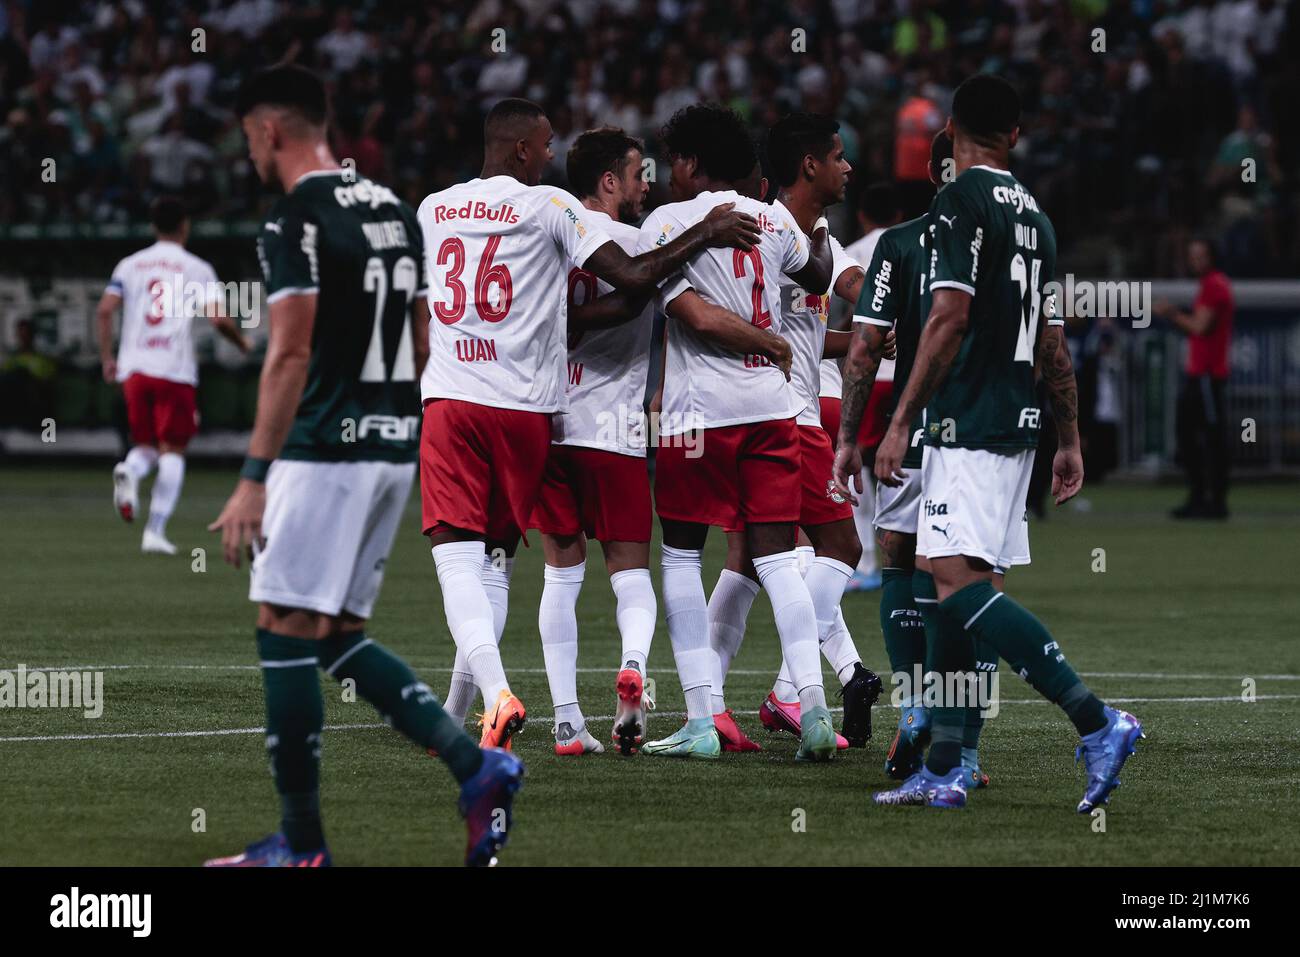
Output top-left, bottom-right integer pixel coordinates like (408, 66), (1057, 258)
(637, 103), (840, 761)
(206, 65), (522, 867)
(703, 114), (882, 753)
(531, 128), (660, 756)
(97, 196), (250, 554)
(869, 74), (1143, 811)
(418, 99), (762, 753)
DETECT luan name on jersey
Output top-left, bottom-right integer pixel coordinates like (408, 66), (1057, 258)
(258, 170), (427, 463)
(923, 165), (1060, 451)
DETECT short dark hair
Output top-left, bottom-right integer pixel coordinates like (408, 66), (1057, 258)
(236, 65), (328, 126)
(766, 112), (840, 188)
(929, 129), (953, 182)
(485, 98), (546, 145)
(150, 195), (188, 234)
(567, 128), (643, 198)
(951, 73), (1020, 148)
(860, 182), (900, 224)
(660, 103), (756, 184)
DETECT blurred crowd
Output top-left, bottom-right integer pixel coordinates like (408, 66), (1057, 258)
(1, 0), (1297, 276)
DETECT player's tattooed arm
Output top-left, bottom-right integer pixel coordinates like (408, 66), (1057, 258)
(786, 219), (832, 294)
(666, 290), (792, 379)
(831, 320), (888, 502)
(95, 290), (121, 383)
(585, 203), (761, 293)
(874, 288), (970, 486)
(1038, 323), (1085, 505)
(834, 264), (865, 307)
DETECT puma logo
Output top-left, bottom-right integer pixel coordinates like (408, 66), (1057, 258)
(939, 214), (957, 229)
(932, 523), (951, 539)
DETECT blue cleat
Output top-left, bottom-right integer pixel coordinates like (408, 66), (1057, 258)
(884, 705), (930, 779)
(204, 832), (331, 867)
(459, 747), (525, 867)
(873, 766), (967, 808)
(961, 747), (990, 790)
(1076, 706), (1145, 814)
(845, 570), (883, 592)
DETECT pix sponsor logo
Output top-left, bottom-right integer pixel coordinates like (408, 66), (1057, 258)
(148, 273), (262, 329)
(50, 887), (151, 938)
(1041, 274), (1152, 328)
(0, 665), (103, 718)
(890, 664), (1000, 719)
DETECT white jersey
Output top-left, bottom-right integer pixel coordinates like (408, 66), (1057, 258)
(818, 359), (842, 401)
(777, 222), (860, 427)
(553, 208), (653, 456)
(106, 240), (218, 386)
(417, 175), (611, 413)
(638, 190), (808, 436)
(845, 226), (894, 383)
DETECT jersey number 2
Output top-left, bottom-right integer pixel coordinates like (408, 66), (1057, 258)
(732, 248), (772, 329)
(360, 255), (418, 382)
(1010, 253), (1042, 364)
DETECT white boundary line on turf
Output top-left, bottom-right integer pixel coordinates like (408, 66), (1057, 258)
(2, 694), (1297, 744)
(12, 664), (1300, 681)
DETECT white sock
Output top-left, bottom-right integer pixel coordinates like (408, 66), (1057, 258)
(753, 550), (826, 713)
(482, 554), (514, 641)
(146, 452), (184, 536)
(707, 569), (759, 713)
(772, 659), (798, 703)
(610, 567), (655, 674)
(445, 555), (512, 727)
(853, 468), (878, 576)
(443, 649), (476, 729)
(806, 556), (853, 643)
(823, 607), (862, 685)
(123, 445), (158, 480)
(539, 562), (585, 726)
(661, 544), (714, 721)
(432, 541), (508, 702)
(795, 544), (816, 576)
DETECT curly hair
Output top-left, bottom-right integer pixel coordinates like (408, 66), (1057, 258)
(659, 103), (756, 184)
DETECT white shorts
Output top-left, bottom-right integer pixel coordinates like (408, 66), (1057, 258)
(250, 459), (415, 618)
(874, 466), (923, 534)
(915, 445), (1033, 569)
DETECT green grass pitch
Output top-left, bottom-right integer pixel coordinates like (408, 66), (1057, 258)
(2, 464), (1298, 866)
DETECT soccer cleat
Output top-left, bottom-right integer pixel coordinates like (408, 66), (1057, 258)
(112, 463), (137, 522)
(554, 721), (604, 756)
(141, 529), (177, 555)
(794, 705), (837, 762)
(884, 706), (930, 779)
(612, 667), (652, 755)
(642, 721), (721, 759)
(845, 570), (882, 592)
(1076, 706), (1145, 814)
(203, 832), (331, 867)
(713, 708), (761, 752)
(961, 764), (990, 790)
(459, 747), (525, 867)
(873, 766), (967, 808)
(760, 693), (850, 749)
(478, 690), (526, 751)
(837, 663), (883, 747)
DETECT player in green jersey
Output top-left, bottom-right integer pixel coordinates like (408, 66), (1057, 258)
(206, 66), (522, 867)
(870, 74), (1144, 813)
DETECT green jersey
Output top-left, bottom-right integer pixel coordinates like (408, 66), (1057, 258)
(856, 215), (930, 468)
(257, 171), (426, 463)
(924, 165), (1058, 450)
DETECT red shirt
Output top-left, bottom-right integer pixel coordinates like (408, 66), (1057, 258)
(895, 96), (943, 182)
(1187, 270), (1233, 379)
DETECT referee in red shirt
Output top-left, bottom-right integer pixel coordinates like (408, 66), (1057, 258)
(1156, 238), (1234, 519)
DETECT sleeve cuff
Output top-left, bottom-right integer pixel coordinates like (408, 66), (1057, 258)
(853, 314), (893, 328)
(929, 280), (975, 295)
(266, 286), (319, 304)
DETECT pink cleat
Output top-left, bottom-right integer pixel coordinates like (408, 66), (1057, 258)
(713, 708), (761, 752)
(759, 693), (849, 749)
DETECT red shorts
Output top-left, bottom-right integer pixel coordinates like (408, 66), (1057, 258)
(796, 425), (853, 526)
(419, 398), (552, 542)
(122, 373), (198, 447)
(531, 445), (652, 543)
(858, 379), (894, 451)
(818, 396), (841, 441)
(655, 417), (801, 529)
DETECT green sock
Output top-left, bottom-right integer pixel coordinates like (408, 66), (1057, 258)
(940, 582), (1107, 736)
(963, 636), (1000, 751)
(922, 597), (976, 777)
(317, 631), (483, 784)
(881, 568), (925, 692)
(910, 570), (940, 708)
(257, 628), (325, 852)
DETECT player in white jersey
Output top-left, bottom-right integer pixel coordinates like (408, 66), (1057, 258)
(526, 128), (660, 756)
(417, 99), (762, 752)
(702, 114), (884, 753)
(840, 183), (903, 590)
(95, 196), (250, 554)
(632, 104), (841, 761)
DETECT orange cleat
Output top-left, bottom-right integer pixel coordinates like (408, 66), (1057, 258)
(478, 690), (526, 751)
(759, 693), (848, 749)
(713, 708), (761, 752)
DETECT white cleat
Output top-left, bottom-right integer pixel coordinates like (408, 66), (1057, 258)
(112, 463), (138, 522)
(554, 722), (605, 756)
(141, 529), (177, 555)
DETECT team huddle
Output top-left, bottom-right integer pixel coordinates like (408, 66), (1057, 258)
(97, 65), (1144, 867)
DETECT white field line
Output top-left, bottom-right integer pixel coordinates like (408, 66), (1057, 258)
(11, 664), (1300, 681)
(2, 695), (1297, 744)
